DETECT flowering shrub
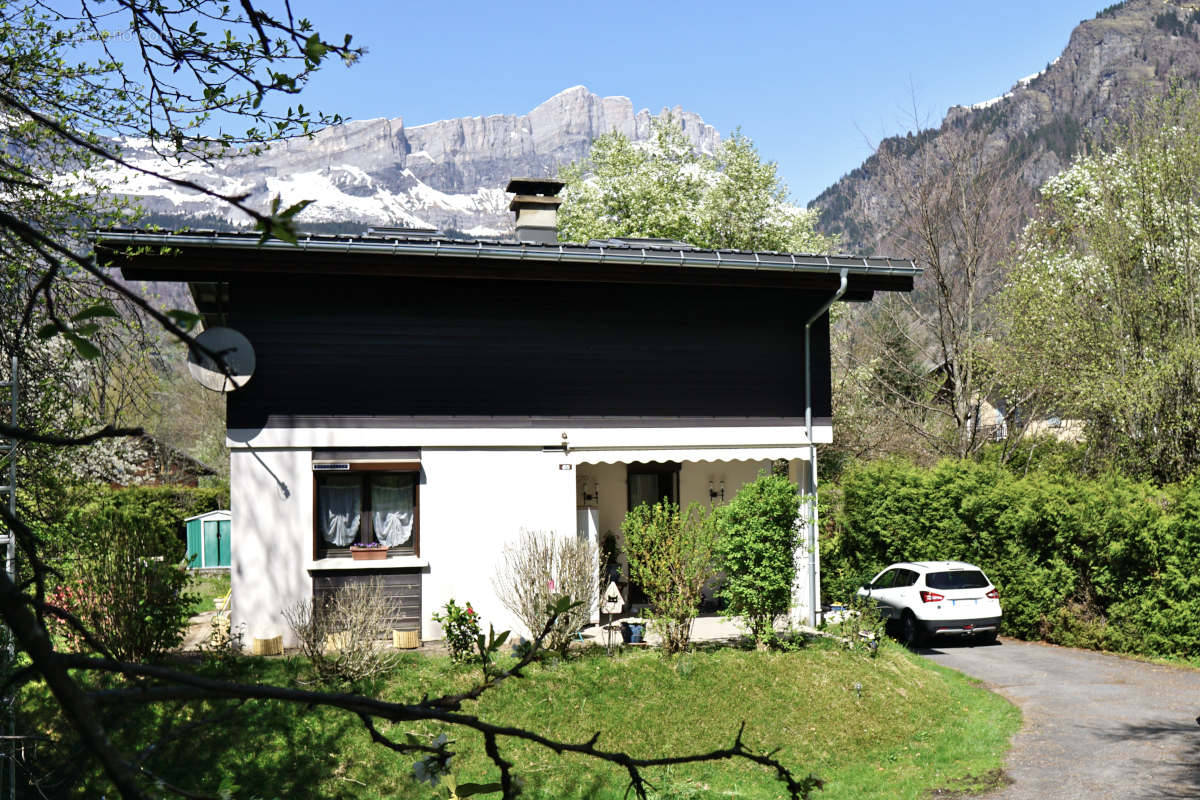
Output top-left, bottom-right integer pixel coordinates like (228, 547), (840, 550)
(46, 580), (104, 651)
(431, 598), (481, 663)
(493, 530), (597, 656)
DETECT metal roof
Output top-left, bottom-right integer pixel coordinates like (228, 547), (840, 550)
(91, 227), (920, 279)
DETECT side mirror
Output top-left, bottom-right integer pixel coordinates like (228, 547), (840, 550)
(860, 585), (871, 596)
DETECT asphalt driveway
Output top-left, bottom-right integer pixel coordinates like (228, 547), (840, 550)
(922, 638), (1200, 799)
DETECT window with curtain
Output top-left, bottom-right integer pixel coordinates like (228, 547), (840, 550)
(371, 474), (414, 547)
(318, 474), (362, 546)
(315, 471), (419, 556)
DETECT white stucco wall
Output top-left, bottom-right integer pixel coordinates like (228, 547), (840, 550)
(229, 445), (580, 646)
(227, 422), (829, 648)
(419, 448), (577, 641)
(680, 460), (774, 509)
(575, 460), (779, 547)
(229, 448), (314, 645)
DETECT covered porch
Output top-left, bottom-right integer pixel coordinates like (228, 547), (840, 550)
(571, 442), (819, 626)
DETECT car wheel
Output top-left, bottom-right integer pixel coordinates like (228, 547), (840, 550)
(901, 611), (924, 649)
(977, 630), (998, 645)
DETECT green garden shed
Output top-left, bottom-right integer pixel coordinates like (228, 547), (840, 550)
(185, 510), (232, 569)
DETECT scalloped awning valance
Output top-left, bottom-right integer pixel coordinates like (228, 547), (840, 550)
(572, 446), (809, 464)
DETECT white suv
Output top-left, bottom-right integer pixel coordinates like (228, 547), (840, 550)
(856, 561), (1002, 646)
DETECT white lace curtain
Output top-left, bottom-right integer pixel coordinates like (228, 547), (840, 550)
(372, 475), (413, 547)
(319, 475), (361, 546)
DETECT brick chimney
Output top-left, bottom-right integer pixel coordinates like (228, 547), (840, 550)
(506, 177), (564, 245)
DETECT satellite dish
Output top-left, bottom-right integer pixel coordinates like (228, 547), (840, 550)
(187, 327), (256, 392)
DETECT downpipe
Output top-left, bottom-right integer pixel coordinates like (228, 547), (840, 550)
(803, 268), (848, 627)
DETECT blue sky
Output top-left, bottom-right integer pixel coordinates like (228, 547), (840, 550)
(294, 1), (1106, 205)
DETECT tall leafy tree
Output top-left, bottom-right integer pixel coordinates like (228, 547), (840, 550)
(998, 89), (1200, 482)
(833, 119), (1026, 464)
(558, 118), (836, 253)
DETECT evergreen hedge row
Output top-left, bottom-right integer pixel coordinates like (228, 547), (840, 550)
(821, 460), (1200, 659)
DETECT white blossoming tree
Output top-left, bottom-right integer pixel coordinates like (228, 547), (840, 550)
(997, 89), (1200, 481)
(557, 118), (836, 254)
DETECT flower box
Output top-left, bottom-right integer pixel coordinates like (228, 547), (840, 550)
(350, 545), (388, 561)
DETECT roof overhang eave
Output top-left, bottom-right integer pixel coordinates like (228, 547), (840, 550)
(90, 229), (921, 282)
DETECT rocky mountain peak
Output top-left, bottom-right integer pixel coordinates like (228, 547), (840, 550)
(112, 86), (721, 236)
(812, 0), (1200, 253)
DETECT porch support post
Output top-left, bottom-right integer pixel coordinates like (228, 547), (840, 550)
(800, 269), (847, 627)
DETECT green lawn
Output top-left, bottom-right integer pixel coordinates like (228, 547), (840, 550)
(184, 570), (231, 616)
(25, 640), (1019, 798)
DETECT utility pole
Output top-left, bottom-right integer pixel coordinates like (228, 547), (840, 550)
(1, 356), (18, 799)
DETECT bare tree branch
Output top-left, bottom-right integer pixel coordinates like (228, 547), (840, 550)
(0, 422), (144, 447)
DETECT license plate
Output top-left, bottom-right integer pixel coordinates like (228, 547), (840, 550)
(951, 599), (977, 607)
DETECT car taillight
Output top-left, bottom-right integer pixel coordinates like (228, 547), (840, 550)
(986, 589), (999, 600)
(920, 591), (943, 603)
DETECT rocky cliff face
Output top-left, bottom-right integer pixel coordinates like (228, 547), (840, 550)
(812, 0), (1200, 253)
(111, 86), (720, 236)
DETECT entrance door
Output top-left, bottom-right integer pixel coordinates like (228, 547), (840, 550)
(624, 463), (680, 608)
(627, 462), (679, 510)
(216, 519), (231, 567)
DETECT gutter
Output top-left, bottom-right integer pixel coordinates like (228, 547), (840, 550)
(90, 230), (919, 279)
(802, 267), (848, 627)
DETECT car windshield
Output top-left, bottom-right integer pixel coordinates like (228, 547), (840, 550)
(925, 570), (990, 590)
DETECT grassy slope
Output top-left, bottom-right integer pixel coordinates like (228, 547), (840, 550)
(35, 642), (1018, 798)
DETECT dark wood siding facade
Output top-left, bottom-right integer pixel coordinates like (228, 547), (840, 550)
(312, 570), (421, 633)
(226, 276), (832, 429)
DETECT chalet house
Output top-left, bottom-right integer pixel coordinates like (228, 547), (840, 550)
(96, 179), (918, 646)
(86, 433), (217, 488)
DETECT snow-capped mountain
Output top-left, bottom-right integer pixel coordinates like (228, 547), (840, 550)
(109, 86), (721, 237)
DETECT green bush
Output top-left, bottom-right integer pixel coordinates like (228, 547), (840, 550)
(40, 484), (227, 566)
(823, 458), (1200, 660)
(50, 504), (196, 661)
(713, 473), (800, 648)
(621, 500), (716, 654)
(431, 599), (482, 663)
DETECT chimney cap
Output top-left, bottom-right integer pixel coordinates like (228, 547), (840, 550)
(506, 177), (565, 196)
(508, 194), (562, 212)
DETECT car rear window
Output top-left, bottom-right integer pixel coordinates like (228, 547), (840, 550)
(925, 570), (990, 590)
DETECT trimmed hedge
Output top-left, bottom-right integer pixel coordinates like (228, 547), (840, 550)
(37, 485), (228, 570)
(822, 459), (1200, 659)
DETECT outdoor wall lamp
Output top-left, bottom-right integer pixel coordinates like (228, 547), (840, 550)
(708, 479), (725, 502)
(581, 478), (599, 505)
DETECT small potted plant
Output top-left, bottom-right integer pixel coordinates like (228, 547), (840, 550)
(349, 541), (388, 561)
